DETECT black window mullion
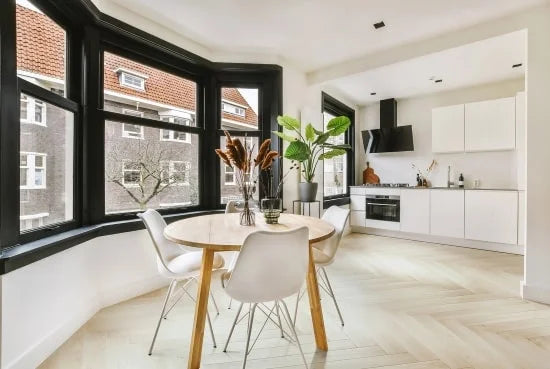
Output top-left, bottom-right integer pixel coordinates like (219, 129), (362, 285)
(102, 110), (202, 134)
(0, 0), (20, 248)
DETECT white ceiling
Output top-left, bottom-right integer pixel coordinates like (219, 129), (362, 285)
(323, 30), (526, 106)
(103, 0), (544, 72)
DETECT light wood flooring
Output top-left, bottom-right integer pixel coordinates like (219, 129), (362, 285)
(40, 234), (550, 369)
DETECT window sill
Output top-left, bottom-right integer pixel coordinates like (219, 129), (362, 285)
(323, 196), (350, 208)
(0, 209), (223, 275)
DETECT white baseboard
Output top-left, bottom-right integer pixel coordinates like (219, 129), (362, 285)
(352, 226), (524, 255)
(5, 275), (169, 369)
(522, 282), (550, 305)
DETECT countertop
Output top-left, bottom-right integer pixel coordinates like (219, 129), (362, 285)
(350, 185), (521, 191)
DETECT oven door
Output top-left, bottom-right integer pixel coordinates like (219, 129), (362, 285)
(365, 196), (400, 222)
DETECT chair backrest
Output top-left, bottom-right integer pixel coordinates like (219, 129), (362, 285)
(138, 209), (188, 271)
(225, 227), (309, 303)
(225, 200), (239, 213)
(318, 206), (350, 260)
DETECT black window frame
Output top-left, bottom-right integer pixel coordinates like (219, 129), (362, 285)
(0, 0), (282, 260)
(321, 92), (355, 206)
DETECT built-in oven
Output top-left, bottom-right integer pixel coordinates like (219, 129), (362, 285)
(365, 195), (400, 222)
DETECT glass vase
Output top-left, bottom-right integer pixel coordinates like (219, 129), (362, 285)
(236, 199), (256, 226)
(261, 197), (282, 224)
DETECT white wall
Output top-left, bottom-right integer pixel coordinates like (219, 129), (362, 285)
(358, 78), (525, 189)
(1, 230), (165, 369)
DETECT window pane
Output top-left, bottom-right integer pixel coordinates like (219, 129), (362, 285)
(16, 0), (66, 95)
(323, 111), (347, 196)
(105, 121), (199, 213)
(19, 94), (74, 232)
(221, 88), (258, 131)
(104, 52), (197, 126)
(219, 136), (258, 204)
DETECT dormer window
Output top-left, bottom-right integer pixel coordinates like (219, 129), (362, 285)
(222, 101), (246, 117)
(114, 68), (148, 91)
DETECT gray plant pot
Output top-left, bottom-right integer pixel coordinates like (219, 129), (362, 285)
(299, 182), (318, 202)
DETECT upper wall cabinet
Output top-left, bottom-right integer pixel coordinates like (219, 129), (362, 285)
(432, 104), (465, 153)
(465, 97), (516, 152)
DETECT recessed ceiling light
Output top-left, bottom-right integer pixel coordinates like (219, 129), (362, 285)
(373, 21), (385, 29)
(435, 79), (443, 83)
(512, 63), (523, 68)
(370, 92), (377, 96)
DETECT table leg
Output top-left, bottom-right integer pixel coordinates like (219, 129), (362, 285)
(306, 245), (328, 351)
(188, 249), (214, 369)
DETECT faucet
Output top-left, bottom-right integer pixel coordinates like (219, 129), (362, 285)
(447, 166), (454, 188)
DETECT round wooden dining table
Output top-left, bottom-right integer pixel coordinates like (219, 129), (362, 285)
(164, 212), (335, 369)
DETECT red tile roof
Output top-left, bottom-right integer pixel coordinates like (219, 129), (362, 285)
(15, 4), (258, 127)
(16, 5), (65, 80)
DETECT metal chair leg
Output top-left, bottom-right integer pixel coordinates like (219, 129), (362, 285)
(180, 282), (218, 348)
(223, 302), (244, 352)
(210, 290), (220, 315)
(280, 300), (309, 369)
(242, 303), (257, 369)
(148, 280), (176, 355)
(229, 298), (233, 309)
(275, 301), (284, 338)
(320, 267), (344, 326)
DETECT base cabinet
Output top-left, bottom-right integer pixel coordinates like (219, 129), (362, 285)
(400, 189), (430, 234)
(430, 190), (464, 238)
(350, 211), (365, 227)
(465, 190), (518, 244)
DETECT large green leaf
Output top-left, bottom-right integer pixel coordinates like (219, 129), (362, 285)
(272, 130), (297, 142)
(319, 148), (347, 160)
(305, 123), (315, 142)
(321, 143), (352, 150)
(277, 115), (300, 131)
(284, 141), (309, 161)
(327, 116), (351, 136)
(313, 127), (324, 136)
(314, 132), (330, 145)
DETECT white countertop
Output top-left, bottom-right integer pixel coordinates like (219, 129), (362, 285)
(349, 186), (521, 191)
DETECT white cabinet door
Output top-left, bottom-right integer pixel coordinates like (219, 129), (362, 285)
(516, 92), (526, 190)
(350, 211), (365, 227)
(432, 104), (465, 153)
(518, 191), (525, 246)
(465, 190), (518, 245)
(350, 195), (365, 211)
(465, 97), (515, 152)
(400, 189), (430, 234)
(430, 190), (464, 238)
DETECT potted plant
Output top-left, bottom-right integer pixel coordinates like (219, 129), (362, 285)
(273, 115), (351, 202)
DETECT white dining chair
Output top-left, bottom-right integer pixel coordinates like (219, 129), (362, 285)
(138, 209), (225, 355)
(293, 205), (350, 326)
(225, 200), (239, 309)
(222, 227), (310, 369)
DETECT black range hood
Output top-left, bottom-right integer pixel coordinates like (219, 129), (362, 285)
(362, 98), (414, 153)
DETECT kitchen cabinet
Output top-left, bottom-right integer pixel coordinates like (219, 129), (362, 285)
(516, 92), (526, 190)
(465, 97), (515, 152)
(350, 211), (365, 227)
(518, 191), (525, 246)
(465, 190), (518, 245)
(432, 104), (465, 153)
(430, 190), (464, 238)
(400, 189), (430, 234)
(350, 194), (365, 211)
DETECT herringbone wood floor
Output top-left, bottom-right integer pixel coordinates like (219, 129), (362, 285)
(40, 234), (550, 369)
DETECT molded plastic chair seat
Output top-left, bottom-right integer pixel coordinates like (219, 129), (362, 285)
(167, 252), (225, 278)
(311, 246), (333, 266)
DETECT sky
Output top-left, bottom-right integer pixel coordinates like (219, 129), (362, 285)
(238, 88), (259, 115)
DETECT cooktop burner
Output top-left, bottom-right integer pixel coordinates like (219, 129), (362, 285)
(363, 183), (410, 188)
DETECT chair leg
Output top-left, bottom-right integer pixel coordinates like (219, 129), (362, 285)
(228, 298), (233, 309)
(223, 301), (244, 352)
(206, 309), (217, 348)
(293, 288), (306, 327)
(320, 267), (344, 326)
(148, 279), (176, 355)
(242, 303), (257, 369)
(275, 301), (284, 338)
(279, 300), (309, 369)
(210, 290), (220, 315)
(163, 279), (193, 319)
